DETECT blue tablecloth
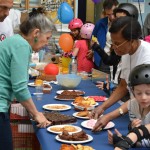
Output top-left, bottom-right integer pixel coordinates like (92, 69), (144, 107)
(30, 80), (148, 150)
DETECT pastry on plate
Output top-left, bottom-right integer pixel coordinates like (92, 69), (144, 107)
(76, 111), (89, 117)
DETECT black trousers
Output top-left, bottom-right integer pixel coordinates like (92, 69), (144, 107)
(0, 112), (13, 150)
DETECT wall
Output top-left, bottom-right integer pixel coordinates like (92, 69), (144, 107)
(16, 0), (150, 26)
(86, 0), (150, 25)
(86, 0), (94, 23)
(13, 0), (41, 10)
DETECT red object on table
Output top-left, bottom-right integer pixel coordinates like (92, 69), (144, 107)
(88, 96), (107, 102)
(44, 63), (59, 75)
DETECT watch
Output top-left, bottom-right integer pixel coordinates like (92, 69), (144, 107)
(119, 108), (124, 116)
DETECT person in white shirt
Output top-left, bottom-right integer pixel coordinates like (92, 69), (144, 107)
(90, 16), (150, 132)
(0, 16), (13, 41)
(0, 0), (13, 41)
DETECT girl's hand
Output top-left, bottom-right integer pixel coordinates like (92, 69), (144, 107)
(86, 50), (93, 60)
(114, 147), (122, 150)
(96, 81), (104, 90)
(108, 129), (122, 144)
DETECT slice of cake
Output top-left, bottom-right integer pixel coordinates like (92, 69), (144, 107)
(43, 84), (52, 94)
(43, 111), (77, 125)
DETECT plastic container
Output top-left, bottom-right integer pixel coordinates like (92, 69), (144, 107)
(56, 74), (81, 89)
(35, 85), (43, 100)
(69, 56), (77, 74)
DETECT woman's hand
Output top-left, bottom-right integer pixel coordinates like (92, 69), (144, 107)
(33, 112), (51, 128)
(90, 105), (104, 120)
(92, 114), (110, 132)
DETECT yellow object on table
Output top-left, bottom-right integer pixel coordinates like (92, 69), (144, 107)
(34, 79), (43, 86)
(59, 56), (71, 74)
(62, 56), (71, 68)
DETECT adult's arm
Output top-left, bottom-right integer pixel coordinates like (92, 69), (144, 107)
(10, 41), (50, 127)
(20, 98), (50, 127)
(90, 79), (128, 119)
(92, 43), (121, 66)
(92, 101), (129, 131)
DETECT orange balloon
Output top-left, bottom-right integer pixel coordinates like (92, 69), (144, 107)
(44, 64), (59, 75)
(59, 33), (73, 52)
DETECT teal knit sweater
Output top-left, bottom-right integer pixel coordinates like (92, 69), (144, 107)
(0, 34), (32, 112)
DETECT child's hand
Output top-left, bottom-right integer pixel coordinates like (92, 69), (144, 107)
(108, 129), (122, 145)
(96, 81), (104, 90)
(86, 50), (93, 60)
(131, 119), (142, 128)
(114, 147), (122, 150)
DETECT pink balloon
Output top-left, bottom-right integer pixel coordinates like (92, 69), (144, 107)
(92, 0), (101, 3)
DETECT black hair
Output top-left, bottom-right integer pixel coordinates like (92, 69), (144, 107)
(109, 16), (142, 40)
(29, 7), (45, 18)
(103, 0), (119, 10)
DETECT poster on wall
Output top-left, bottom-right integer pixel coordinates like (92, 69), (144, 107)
(132, 0), (145, 13)
(41, 0), (78, 32)
(13, 0), (21, 4)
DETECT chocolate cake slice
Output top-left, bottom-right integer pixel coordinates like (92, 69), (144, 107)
(56, 94), (77, 100)
(43, 111), (77, 125)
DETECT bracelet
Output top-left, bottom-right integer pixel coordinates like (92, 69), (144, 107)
(119, 108), (124, 116)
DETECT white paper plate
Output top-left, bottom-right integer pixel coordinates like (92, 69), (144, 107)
(81, 120), (115, 130)
(28, 82), (36, 87)
(47, 125), (82, 134)
(56, 90), (85, 95)
(54, 96), (75, 101)
(43, 104), (71, 111)
(73, 112), (89, 119)
(55, 134), (93, 144)
(28, 82), (51, 87)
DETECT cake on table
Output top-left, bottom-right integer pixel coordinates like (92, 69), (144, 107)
(43, 84), (52, 94)
(43, 111), (77, 125)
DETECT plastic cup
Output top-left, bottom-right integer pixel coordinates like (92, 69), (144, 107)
(35, 85), (43, 100)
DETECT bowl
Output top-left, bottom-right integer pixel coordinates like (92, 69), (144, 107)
(56, 74), (81, 89)
(73, 104), (95, 111)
